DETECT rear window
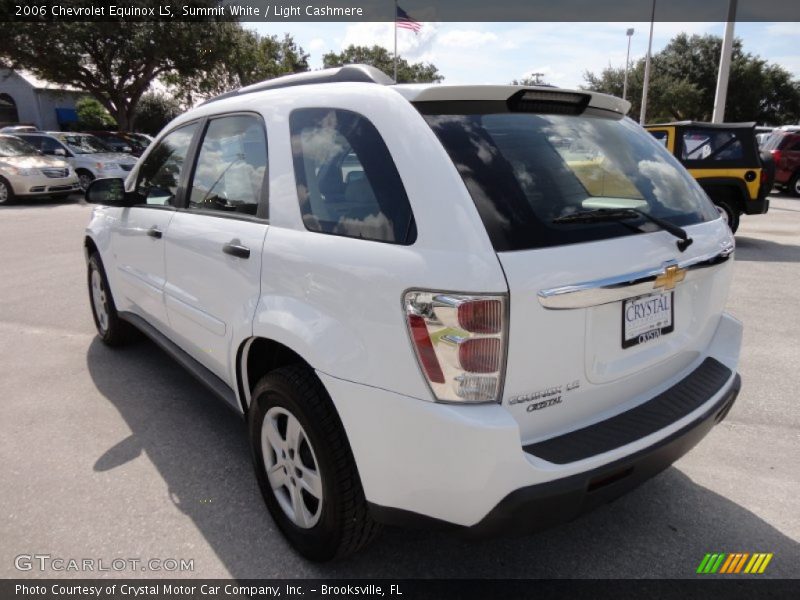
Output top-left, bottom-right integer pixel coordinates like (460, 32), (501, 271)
(421, 109), (718, 251)
(761, 132), (785, 151)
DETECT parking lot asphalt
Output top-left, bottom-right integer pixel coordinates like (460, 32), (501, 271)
(1, 193), (798, 579)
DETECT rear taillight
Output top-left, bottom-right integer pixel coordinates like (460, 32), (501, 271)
(771, 149), (783, 168)
(404, 291), (507, 403)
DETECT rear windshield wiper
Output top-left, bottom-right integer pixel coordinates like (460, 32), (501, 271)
(553, 208), (694, 252)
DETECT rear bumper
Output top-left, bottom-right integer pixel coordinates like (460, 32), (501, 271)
(743, 197), (769, 215)
(370, 373), (740, 537)
(320, 312), (743, 530)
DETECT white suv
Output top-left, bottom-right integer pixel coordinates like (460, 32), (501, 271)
(83, 65), (742, 561)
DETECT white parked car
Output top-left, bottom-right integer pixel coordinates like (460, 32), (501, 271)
(0, 134), (80, 204)
(82, 66), (742, 561)
(13, 131), (136, 190)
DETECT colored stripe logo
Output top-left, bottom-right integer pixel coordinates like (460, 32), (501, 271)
(696, 553), (773, 574)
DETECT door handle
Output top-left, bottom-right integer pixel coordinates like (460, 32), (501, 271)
(146, 227), (163, 239)
(223, 241), (250, 259)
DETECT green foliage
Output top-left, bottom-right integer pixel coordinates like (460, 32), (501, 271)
(583, 33), (800, 125)
(75, 96), (116, 131)
(322, 45), (443, 83)
(0, 4), (241, 130)
(164, 30), (309, 106)
(132, 93), (182, 135)
(510, 75), (551, 86)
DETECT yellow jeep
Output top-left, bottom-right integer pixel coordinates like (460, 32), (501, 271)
(645, 121), (773, 233)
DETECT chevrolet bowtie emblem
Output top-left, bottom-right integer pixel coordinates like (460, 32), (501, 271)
(654, 264), (686, 290)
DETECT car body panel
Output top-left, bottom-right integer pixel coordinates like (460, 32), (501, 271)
(163, 212), (269, 385)
(83, 75), (743, 530)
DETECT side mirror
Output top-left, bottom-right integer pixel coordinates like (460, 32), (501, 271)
(53, 148), (67, 157)
(85, 178), (132, 206)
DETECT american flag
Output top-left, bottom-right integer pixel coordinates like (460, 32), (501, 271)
(396, 5), (422, 33)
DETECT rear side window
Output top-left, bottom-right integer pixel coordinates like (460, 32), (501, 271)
(680, 128), (744, 162)
(289, 108), (416, 245)
(421, 110), (718, 251)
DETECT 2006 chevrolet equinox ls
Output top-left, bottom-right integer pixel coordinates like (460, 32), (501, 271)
(83, 65), (742, 561)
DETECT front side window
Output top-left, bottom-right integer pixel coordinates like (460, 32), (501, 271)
(421, 109), (718, 251)
(188, 114), (267, 216)
(289, 108), (416, 244)
(19, 135), (65, 155)
(135, 123), (197, 206)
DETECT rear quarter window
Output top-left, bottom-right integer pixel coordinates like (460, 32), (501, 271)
(289, 108), (416, 245)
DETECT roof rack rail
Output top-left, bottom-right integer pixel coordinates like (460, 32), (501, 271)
(202, 64), (394, 105)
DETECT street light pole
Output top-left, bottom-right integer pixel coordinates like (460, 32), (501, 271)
(712, 0), (738, 123)
(640, 0), (656, 125)
(623, 28), (634, 102)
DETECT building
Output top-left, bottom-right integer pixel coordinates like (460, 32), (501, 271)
(0, 68), (85, 131)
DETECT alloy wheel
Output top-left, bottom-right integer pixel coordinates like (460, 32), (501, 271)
(261, 406), (324, 529)
(90, 269), (109, 333)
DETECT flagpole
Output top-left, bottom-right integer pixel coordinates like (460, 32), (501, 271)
(393, 0), (398, 81)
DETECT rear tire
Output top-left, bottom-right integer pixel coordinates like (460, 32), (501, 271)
(87, 253), (138, 346)
(714, 199), (740, 234)
(248, 365), (380, 561)
(0, 177), (14, 205)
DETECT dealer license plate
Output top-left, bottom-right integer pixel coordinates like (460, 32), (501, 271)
(622, 291), (674, 349)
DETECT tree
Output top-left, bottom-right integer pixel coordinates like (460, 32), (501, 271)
(511, 74), (552, 86)
(132, 93), (182, 135)
(0, 6), (240, 130)
(583, 33), (800, 125)
(323, 45), (443, 83)
(164, 30), (309, 107)
(75, 97), (116, 131)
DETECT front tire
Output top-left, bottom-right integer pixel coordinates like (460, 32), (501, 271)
(0, 177), (15, 205)
(87, 253), (138, 346)
(248, 365), (380, 561)
(77, 170), (95, 192)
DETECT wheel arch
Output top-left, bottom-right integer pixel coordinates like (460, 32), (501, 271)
(697, 178), (749, 212)
(84, 235), (99, 262)
(237, 335), (314, 413)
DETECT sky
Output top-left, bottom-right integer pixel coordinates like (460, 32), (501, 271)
(247, 21), (800, 88)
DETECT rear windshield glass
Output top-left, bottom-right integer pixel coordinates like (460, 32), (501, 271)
(761, 132), (786, 151)
(421, 110), (719, 251)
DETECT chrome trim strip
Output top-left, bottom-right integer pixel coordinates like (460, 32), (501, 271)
(538, 243), (734, 310)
